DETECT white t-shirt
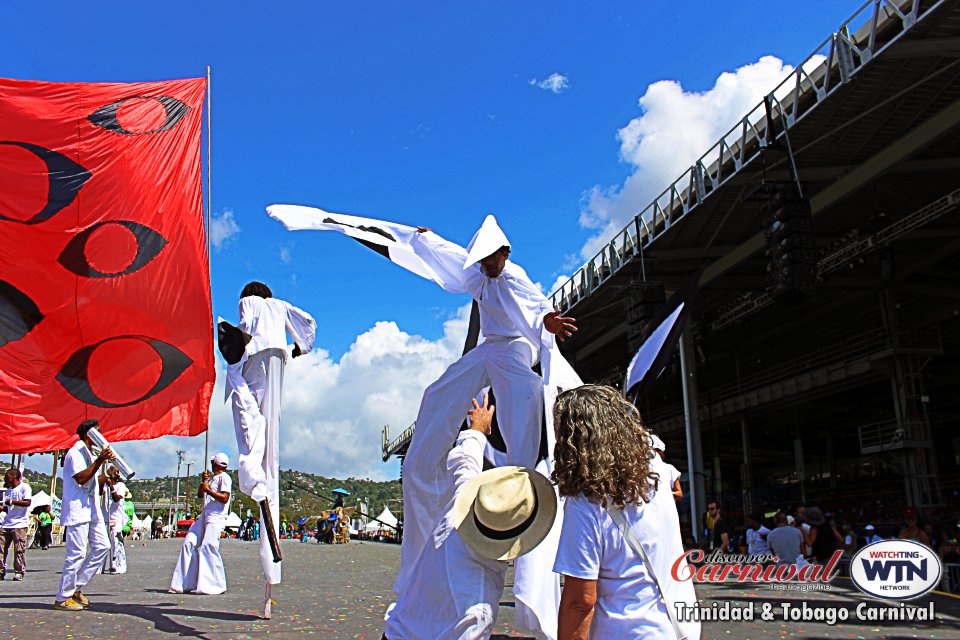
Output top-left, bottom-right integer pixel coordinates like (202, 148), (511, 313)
(553, 456), (700, 640)
(747, 525), (771, 556)
(202, 473), (232, 523)
(2, 482), (32, 529)
(108, 481), (127, 529)
(664, 463), (681, 488)
(60, 441), (103, 527)
(801, 522), (812, 556)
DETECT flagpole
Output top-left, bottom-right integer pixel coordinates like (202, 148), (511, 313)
(204, 64), (213, 469)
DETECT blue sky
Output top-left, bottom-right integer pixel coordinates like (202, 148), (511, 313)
(6, 1), (860, 480)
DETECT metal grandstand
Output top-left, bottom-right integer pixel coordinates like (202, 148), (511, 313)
(383, 0), (960, 541)
(550, 0), (960, 539)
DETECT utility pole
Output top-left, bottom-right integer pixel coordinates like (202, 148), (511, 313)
(172, 450), (186, 527)
(184, 461), (194, 518)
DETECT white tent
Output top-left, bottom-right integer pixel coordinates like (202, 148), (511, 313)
(133, 514), (150, 531)
(364, 505), (398, 533)
(225, 511), (242, 529)
(30, 490), (51, 509)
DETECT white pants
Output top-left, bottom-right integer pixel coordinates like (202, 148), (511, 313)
(397, 338), (542, 593)
(110, 523), (127, 574)
(230, 348), (284, 585)
(58, 520), (110, 601)
(170, 516), (227, 594)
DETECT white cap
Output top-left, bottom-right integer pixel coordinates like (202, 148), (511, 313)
(865, 524), (875, 531)
(464, 215), (510, 269)
(211, 452), (229, 467)
(649, 434), (665, 452)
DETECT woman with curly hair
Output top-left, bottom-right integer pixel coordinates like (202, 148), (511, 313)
(552, 385), (700, 640)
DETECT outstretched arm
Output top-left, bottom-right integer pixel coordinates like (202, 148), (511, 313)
(411, 228), (481, 297)
(284, 301), (317, 356)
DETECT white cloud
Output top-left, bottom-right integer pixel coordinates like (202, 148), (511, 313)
(24, 306), (473, 483)
(530, 72), (570, 94)
(279, 246), (292, 264)
(210, 209), (241, 251)
(575, 55), (797, 261)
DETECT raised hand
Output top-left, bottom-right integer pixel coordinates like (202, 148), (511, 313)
(544, 310), (578, 341)
(467, 393), (495, 436)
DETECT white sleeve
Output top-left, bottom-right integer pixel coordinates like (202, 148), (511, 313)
(447, 430), (487, 494)
(283, 300), (317, 353)
(64, 447), (83, 481)
(553, 496), (603, 580)
(410, 231), (482, 297)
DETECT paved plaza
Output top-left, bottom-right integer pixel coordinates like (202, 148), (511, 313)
(0, 538), (958, 639)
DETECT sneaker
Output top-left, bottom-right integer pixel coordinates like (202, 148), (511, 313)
(71, 591), (90, 606)
(13, 573), (23, 581)
(54, 599), (84, 611)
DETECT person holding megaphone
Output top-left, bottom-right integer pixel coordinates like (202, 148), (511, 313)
(54, 419), (116, 611)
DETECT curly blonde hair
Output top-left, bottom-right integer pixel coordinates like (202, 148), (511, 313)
(551, 385), (658, 508)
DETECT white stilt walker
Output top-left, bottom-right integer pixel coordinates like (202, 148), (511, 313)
(223, 284), (316, 618)
(265, 206), (583, 638)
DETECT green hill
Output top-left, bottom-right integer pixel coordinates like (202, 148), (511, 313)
(19, 467), (402, 524)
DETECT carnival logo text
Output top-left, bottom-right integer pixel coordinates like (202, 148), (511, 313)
(671, 549), (844, 583)
(850, 540), (942, 601)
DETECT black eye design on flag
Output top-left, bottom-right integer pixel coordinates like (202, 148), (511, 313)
(57, 220), (168, 278)
(57, 336), (192, 408)
(0, 280), (44, 348)
(87, 96), (190, 136)
(0, 141), (92, 225)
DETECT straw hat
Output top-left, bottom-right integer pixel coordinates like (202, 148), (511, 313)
(453, 466), (556, 561)
(463, 215), (510, 269)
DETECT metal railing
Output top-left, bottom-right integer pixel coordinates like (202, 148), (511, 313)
(382, 421), (416, 461)
(550, 0), (940, 312)
(858, 419), (931, 452)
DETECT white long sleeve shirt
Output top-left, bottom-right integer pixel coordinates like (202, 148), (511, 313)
(385, 430), (508, 640)
(411, 232), (554, 351)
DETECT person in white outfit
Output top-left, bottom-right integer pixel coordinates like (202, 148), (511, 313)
(170, 452), (232, 595)
(265, 206), (582, 635)
(383, 393), (557, 640)
(552, 386), (700, 640)
(1, 467), (32, 581)
(221, 280), (316, 616)
(102, 466), (128, 574)
(54, 419), (115, 611)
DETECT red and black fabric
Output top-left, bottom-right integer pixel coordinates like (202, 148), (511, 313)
(0, 77), (213, 453)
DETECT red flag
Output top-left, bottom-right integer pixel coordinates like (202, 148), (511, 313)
(0, 77), (213, 453)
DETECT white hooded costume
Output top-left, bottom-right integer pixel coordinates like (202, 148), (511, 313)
(224, 294), (316, 588)
(266, 206), (582, 639)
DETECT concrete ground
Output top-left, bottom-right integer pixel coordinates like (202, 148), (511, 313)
(0, 537), (957, 639)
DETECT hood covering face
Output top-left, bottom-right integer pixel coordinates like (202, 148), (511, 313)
(464, 214), (510, 269)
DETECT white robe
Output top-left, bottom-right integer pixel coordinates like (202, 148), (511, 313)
(265, 207), (582, 637)
(225, 295), (316, 586)
(170, 473), (232, 594)
(103, 484), (128, 575)
(170, 515), (227, 594)
(399, 232), (581, 640)
(385, 430), (508, 640)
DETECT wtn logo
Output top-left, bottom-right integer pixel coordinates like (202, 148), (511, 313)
(851, 540), (941, 601)
(861, 558), (927, 582)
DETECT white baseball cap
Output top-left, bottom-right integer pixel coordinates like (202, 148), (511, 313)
(211, 452), (229, 467)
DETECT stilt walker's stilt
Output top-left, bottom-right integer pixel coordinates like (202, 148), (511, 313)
(263, 582), (272, 619)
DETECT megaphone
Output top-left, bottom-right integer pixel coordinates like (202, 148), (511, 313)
(86, 426), (136, 480)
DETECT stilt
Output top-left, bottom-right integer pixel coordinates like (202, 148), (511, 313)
(263, 582), (272, 619)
